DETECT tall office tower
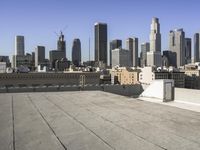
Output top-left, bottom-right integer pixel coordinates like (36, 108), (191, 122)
(35, 46), (45, 67)
(147, 17), (162, 67)
(185, 38), (192, 64)
(32, 52), (35, 62)
(150, 17), (161, 52)
(94, 22), (108, 66)
(112, 48), (131, 67)
(163, 50), (177, 67)
(57, 32), (66, 58)
(126, 37), (138, 67)
(15, 36), (25, 56)
(49, 50), (64, 69)
(169, 29), (185, 67)
(140, 42), (150, 67)
(110, 39), (122, 67)
(194, 33), (200, 62)
(72, 38), (81, 67)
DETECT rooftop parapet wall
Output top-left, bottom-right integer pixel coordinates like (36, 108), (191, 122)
(0, 72), (100, 86)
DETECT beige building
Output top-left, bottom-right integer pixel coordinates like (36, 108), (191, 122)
(185, 64), (200, 77)
(185, 69), (200, 77)
(111, 67), (140, 85)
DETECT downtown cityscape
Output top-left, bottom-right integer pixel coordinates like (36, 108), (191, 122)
(1, 0), (200, 150)
(0, 17), (200, 89)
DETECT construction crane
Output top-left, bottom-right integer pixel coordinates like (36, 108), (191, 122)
(54, 25), (68, 37)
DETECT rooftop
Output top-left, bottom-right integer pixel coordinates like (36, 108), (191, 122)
(1, 91), (200, 150)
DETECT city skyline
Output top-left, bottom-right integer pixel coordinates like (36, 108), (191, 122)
(1, 0), (200, 61)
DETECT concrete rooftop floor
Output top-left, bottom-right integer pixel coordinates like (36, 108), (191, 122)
(1, 91), (200, 150)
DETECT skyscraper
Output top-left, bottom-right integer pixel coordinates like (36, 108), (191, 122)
(72, 39), (81, 67)
(185, 38), (192, 64)
(12, 35), (33, 68)
(126, 37), (138, 67)
(112, 48), (131, 67)
(150, 17), (161, 52)
(49, 32), (66, 69)
(110, 39), (122, 67)
(194, 33), (200, 62)
(163, 50), (177, 67)
(94, 22), (107, 66)
(147, 17), (162, 67)
(35, 46), (45, 67)
(57, 32), (66, 58)
(169, 29), (185, 67)
(15, 36), (25, 56)
(140, 42), (150, 67)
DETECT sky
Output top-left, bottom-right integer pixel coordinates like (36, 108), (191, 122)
(0, 0), (200, 61)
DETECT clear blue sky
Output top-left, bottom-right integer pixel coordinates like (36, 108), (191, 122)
(0, 0), (200, 61)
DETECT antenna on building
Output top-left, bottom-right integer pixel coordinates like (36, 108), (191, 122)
(89, 37), (90, 62)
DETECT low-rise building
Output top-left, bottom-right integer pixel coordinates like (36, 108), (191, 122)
(139, 67), (185, 88)
(155, 72), (185, 88)
(184, 63), (200, 89)
(111, 67), (140, 85)
(0, 62), (6, 73)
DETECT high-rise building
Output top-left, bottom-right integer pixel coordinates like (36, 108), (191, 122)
(169, 29), (185, 67)
(57, 32), (66, 58)
(110, 39), (122, 67)
(12, 36), (34, 68)
(72, 39), (81, 67)
(140, 42), (150, 67)
(15, 36), (25, 56)
(49, 32), (66, 69)
(35, 46), (45, 67)
(163, 50), (177, 67)
(112, 48), (131, 67)
(12, 53), (32, 68)
(94, 22), (107, 66)
(147, 51), (162, 67)
(49, 50), (64, 69)
(194, 33), (200, 62)
(0, 56), (10, 67)
(185, 38), (192, 64)
(150, 17), (161, 52)
(126, 37), (138, 67)
(147, 17), (162, 67)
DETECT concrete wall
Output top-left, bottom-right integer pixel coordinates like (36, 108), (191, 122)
(0, 84), (144, 97)
(0, 72), (100, 86)
(103, 84), (143, 96)
(175, 88), (200, 102)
